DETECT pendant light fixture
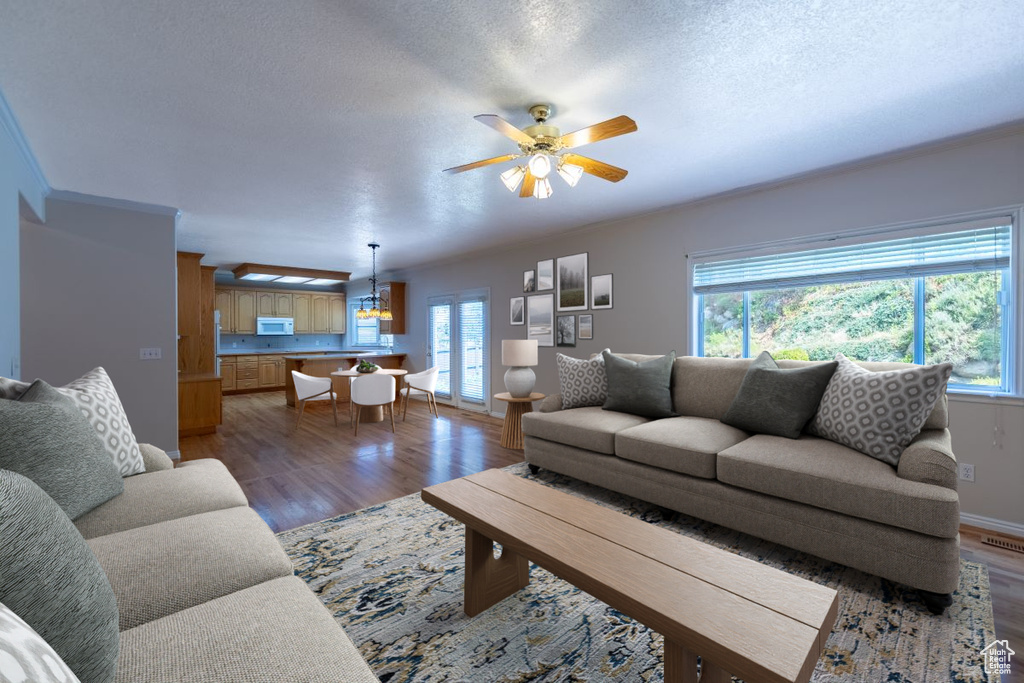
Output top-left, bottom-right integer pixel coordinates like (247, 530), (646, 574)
(356, 243), (393, 321)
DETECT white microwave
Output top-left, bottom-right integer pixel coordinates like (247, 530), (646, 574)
(256, 317), (294, 336)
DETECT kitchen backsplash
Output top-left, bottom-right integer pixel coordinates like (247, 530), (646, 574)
(220, 334), (347, 351)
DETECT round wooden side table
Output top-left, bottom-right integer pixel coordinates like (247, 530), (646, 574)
(494, 392), (545, 450)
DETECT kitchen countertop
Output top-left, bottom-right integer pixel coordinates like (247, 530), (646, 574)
(219, 348), (358, 357)
(283, 352), (407, 361)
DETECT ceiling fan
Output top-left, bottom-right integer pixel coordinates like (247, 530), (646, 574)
(443, 104), (637, 199)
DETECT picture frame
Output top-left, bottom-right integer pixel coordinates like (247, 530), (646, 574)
(524, 269), (536, 293)
(510, 297), (525, 326)
(527, 294), (554, 347)
(578, 314), (593, 340)
(556, 252), (588, 311)
(591, 273), (613, 309)
(556, 315), (576, 347)
(537, 259), (554, 291)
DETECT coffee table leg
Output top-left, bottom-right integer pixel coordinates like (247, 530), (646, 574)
(464, 526), (529, 617)
(664, 640), (730, 683)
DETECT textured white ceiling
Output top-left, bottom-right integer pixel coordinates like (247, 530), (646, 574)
(1, 1), (1022, 277)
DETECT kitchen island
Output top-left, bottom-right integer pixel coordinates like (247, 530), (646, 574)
(284, 352), (407, 407)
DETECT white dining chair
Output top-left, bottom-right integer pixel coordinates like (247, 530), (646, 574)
(402, 366), (440, 420)
(350, 373), (397, 435)
(291, 371), (337, 429)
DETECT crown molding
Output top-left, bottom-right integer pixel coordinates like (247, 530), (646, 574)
(48, 189), (180, 219)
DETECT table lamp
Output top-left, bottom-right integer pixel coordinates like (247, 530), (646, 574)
(502, 339), (539, 398)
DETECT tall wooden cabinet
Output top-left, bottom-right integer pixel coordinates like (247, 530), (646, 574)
(215, 286), (344, 335)
(379, 281), (406, 335)
(215, 288), (234, 333)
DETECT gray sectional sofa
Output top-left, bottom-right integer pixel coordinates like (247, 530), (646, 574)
(77, 446), (379, 682)
(522, 354), (960, 614)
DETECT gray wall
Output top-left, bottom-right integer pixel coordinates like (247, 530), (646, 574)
(0, 97), (47, 380)
(391, 128), (1024, 529)
(20, 193), (179, 452)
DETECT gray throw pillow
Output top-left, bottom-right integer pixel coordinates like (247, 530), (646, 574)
(602, 350), (677, 419)
(0, 380), (123, 519)
(57, 368), (145, 477)
(556, 351), (609, 409)
(808, 353), (953, 466)
(721, 351), (838, 439)
(0, 375), (31, 400)
(0, 470), (119, 683)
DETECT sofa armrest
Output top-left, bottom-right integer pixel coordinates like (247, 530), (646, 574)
(539, 394), (563, 413)
(138, 443), (175, 472)
(897, 429), (957, 491)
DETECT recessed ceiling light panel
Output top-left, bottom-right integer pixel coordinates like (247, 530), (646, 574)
(274, 276), (314, 284)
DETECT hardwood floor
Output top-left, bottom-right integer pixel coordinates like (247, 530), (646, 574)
(181, 391), (1023, 657)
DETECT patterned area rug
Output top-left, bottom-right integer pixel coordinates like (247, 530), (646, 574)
(277, 464), (997, 682)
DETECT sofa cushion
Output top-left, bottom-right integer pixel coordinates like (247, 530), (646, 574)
(615, 417), (749, 479)
(0, 601), (83, 683)
(522, 406), (649, 454)
(0, 380), (123, 519)
(0, 470), (119, 683)
(57, 367), (145, 477)
(721, 351), (837, 439)
(74, 459), (248, 540)
(602, 350), (677, 418)
(716, 434), (959, 537)
(808, 354), (952, 466)
(88, 506), (294, 630)
(556, 351), (608, 409)
(115, 576), (379, 683)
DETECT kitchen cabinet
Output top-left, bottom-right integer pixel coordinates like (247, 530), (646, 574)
(258, 358), (279, 387)
(379, 282), (406, 335)
(215, 289), (234, 335)
(311, 295), (331, 333)
(234, 291), (258, 334)
(220, 360), (236, 392)
(178, 374), (222, 437)
(329, 294), (347, 334)
(257, 292), (294, 318)
(293, 293), (312, 333)
(275, 293), (294, 317)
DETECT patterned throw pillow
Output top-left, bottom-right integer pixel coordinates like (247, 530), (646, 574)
(0, 376), (31, 400)
(808, 353), (952, 466)
(0, 602), (82, 683)
(57, 367), (145, 476)
(556, 351), (609, 409)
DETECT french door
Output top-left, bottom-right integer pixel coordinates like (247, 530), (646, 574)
(428, 290), (489, 411)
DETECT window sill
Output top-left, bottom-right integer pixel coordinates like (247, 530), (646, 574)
(947, 392), (1024, 407)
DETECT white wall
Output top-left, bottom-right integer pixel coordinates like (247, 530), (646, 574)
(20, 193), (179, 452)
(0, 93), (48, 380)
(392, 128), (1024, 530)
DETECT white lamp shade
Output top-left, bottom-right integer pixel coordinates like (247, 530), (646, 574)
(500, 165), (525, 192)
(528, 154), (552, 179)
(502, 339), (538, 366)
(533, 177), (553, 199)
(557, 162), (584, 187)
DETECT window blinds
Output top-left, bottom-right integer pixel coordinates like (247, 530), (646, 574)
(458, 299), (487, 403)
(692, 221), (1012, 295)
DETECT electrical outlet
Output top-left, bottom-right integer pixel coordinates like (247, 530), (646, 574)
(139, 348), (162, 360)
(232, 342), (237, 348)
(958, 463), (975, 482)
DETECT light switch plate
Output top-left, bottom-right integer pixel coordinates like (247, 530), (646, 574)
(139, 348), (162, 360)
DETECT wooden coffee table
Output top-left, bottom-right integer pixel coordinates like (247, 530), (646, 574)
(422, 469), (839, 683)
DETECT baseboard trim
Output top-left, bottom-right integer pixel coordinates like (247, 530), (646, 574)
(960, 512), (1024, 538)
(166, 450), (181, 461)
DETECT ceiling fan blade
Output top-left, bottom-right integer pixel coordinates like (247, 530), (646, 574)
(474, 114), (536, 146)
(557, 115), (637, 149)
(561, 154), (628, 182)
(442, 154), (520, 175)
(520, 168), (536, 198)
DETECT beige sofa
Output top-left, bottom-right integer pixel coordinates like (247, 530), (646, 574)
(522, 355), (960, 614)
(74, 445), (379, 682)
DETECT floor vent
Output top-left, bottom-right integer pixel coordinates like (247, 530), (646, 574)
(981, 535), (1024, 554)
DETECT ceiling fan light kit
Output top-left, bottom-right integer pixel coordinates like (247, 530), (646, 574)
(443, 104), (637, 199)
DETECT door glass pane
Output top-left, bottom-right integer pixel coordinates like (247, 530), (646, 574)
(702, 292), (743, 358)
(430, 303), (452, 398)
(459, 300), (485, 402)
(748, 279), (914, 361)
(925, 270), (1004, 387)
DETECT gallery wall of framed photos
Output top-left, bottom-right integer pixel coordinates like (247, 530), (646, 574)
(510, 252), (613, 349)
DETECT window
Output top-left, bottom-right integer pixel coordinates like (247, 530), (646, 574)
(349, 303), (379, 346)
(693, 218), (1015, 394)
(458, 298), (487, 403)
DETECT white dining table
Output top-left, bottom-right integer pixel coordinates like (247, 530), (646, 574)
(331, 368), (408, 423)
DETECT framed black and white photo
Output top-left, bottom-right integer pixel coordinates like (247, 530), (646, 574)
(556, 252), (588, 311)
(537, 259), (554, 291)
(556, 315), (576, 347)
(527, 294), (554, 347)
(524, 269), (536, 293)
(591, 273), (613, 309)
(579, 314), (593, 340)
(510, 297), (525, 325)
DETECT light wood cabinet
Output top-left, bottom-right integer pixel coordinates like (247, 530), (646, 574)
(234, 291), (258, 334)
(257, 292), (276, 317)
(276, 358), (287, 386)
(215, 289), (234, 334)
(293, 293), (312, 333)
(312, 295), (331, 333)
(275, 293), (293, 317)
(379, 282), (406, 335)
(259, 358), (279, 387)
(257, 292), (294, 318)
(220, 361), (236, 392)
(330, 294), (347, 334)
